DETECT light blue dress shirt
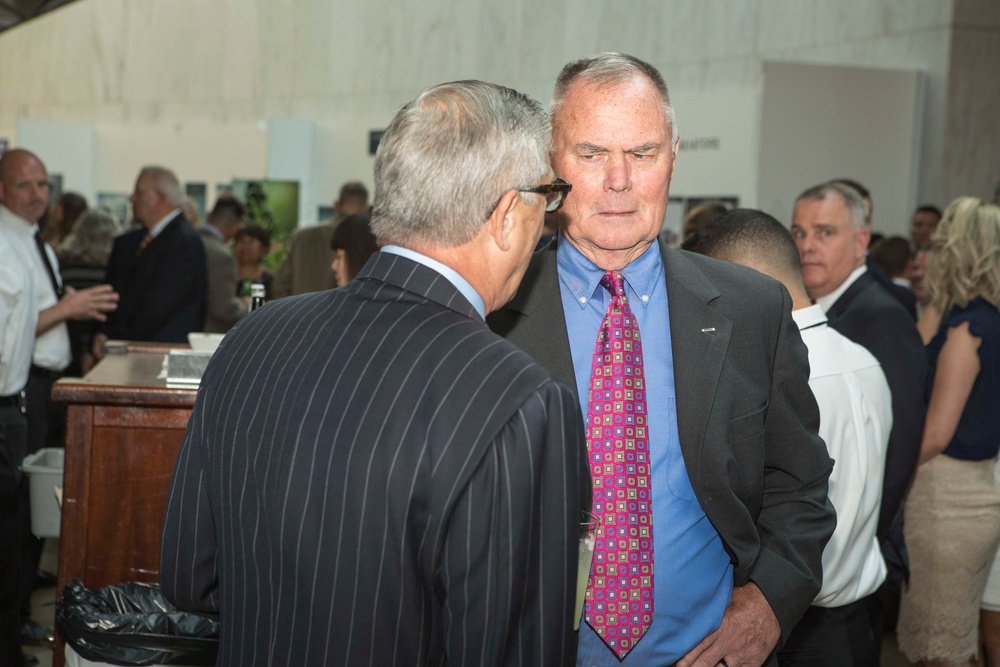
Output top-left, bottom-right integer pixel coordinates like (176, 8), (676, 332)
(379, 246), (486, 320)
(557, 237), (733, 666)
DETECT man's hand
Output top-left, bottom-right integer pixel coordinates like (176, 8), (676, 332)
(676, 582), (780, 667)
(61, 284), (119, 321)
(37, 284), (119, 336)
(91, 333), (109, 362)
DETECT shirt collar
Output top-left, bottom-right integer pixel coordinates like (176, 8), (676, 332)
(556, 233), (663, 309)
(791, 303), (828, 331)
(0, 204), (37, 239)
(149, 209), (181, 238)
(379, 245), (486, 320)
(815, 264), (867, 313)
(204, 223), (225, 243)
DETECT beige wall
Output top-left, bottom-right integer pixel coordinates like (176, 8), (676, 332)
(1, 0), (994, 226)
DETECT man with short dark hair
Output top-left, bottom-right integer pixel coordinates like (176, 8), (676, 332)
(910, 204), (942, 250)
(94, 166), (207, 355)
(696, 209), (893, 665)
(792, 180), (927, 594)
(871, 236), (915, 288)
(271, 181), (370, 298)
(490, 52), (835, 667)
(199, 195), (247, 333)
(161, 80), (590, 667)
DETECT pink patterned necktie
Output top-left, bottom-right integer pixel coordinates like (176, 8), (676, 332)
(584, 270), (653, 659)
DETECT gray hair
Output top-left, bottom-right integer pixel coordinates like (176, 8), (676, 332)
(550, 52), (678, 149)
(56, 208), (120, 267)
(371, 80), (551, 248)
(795, 181), (867, 230)
(140, 166), (184, 207)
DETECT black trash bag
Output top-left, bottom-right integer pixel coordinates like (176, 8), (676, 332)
(56, 579), (218, 666)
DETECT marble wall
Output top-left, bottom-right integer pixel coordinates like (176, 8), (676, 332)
(0, 0), (993, 227)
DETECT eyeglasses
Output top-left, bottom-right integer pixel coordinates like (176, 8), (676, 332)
(487, 178), (573, 218)
(518, 178), (572, 213)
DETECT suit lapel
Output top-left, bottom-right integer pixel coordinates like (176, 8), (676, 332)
(825, 271), (873, 325)
(123, 214), (183, 279)
(499, 242), (578, 393)
(661, 244), (732, 486)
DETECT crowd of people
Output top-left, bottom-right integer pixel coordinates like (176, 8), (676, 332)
(1, 50), (998, 667)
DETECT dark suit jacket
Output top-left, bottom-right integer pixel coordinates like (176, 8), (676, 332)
(867, 255), (917, 320)
(104, 214), (207, 343)
(488, 240), (836, 650)
(160, 252), (591, 667)
(825, 270), (927, 582)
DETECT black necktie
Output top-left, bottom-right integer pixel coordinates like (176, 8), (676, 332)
(34, 230), (63, 299)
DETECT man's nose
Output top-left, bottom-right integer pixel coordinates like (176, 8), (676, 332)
(604, 155), (631, 193)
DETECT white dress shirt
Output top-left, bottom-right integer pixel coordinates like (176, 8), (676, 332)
(0, 204), (71, 371)
(0, 215), (38, 395)
(794, 304), (892, 607)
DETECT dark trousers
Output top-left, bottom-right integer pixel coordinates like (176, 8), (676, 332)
(777, 592), (884, 667)
(1, 406), (28, 666)
(19, 368), (65, 619)
(25, 368), (66, 454)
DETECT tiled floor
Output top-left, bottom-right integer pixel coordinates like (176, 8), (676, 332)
(25, 538), (917, 667)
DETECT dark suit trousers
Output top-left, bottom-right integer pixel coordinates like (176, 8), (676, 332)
(0, 406), (27, 666)
(777, 593), (883, 667)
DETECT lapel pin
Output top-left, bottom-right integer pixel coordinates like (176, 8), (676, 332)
(701, 327), (716, 333)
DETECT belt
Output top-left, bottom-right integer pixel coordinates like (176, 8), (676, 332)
(30, 365), (63, 382)
(0, 391), (25, 411)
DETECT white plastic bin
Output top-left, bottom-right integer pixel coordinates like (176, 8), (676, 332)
(21, 447), (64, 537)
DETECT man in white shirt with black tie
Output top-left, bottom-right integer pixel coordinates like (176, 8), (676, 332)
(0, 148), (118, 651)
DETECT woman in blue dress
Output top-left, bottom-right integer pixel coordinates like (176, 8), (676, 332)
(898, 197), (1000, 666)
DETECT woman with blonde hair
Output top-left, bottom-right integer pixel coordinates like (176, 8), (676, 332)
(898, 197), (1000, 666)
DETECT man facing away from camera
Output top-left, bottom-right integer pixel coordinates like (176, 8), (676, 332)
(160, 80), (590, 667)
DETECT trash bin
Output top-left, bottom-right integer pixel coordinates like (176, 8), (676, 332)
(21, 447), (64, 537)
(57, 579), (218, 666)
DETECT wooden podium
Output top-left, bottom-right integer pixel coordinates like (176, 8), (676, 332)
(52, 342), (197, 667)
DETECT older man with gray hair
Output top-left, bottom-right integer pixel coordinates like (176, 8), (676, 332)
(490, 52), (834, 667)
(94, 166), (207, 356)
(792, 180), (927, 619)
(160, 80), (589, 667)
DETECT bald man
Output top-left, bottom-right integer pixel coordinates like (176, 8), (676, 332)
(0, 149), (119, 656)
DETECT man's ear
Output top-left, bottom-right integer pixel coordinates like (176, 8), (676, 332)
(487, 189), (520, 252)
(857, 225), (872, 257)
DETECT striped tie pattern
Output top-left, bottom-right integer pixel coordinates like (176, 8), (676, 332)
(135, 232), (153, 257)
(583, 270), (654, 659)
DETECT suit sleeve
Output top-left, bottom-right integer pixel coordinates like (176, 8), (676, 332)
(204, 242), (246, 331)
(438, 380), (589, 667)
(160, 400), (219, 616)
(748, 287), (836, 639)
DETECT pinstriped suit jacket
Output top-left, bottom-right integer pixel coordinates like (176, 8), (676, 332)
(160, 252), (590, 667)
